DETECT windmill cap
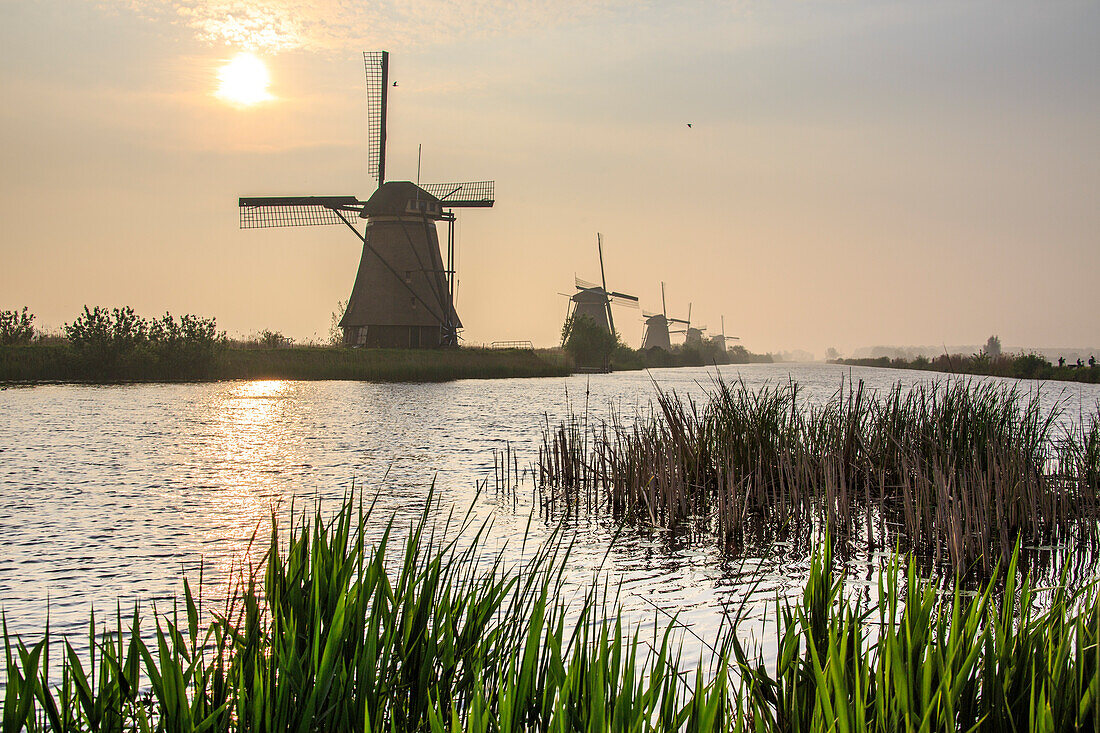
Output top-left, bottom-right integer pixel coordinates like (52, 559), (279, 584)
(360, 181), (443, 219)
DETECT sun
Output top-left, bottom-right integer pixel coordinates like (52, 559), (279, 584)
(216, 52), (273, 106)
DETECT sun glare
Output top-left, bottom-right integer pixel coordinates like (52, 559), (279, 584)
(216, 52), (273, 106)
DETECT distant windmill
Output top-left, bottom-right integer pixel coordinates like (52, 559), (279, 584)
(641, 282), (689, 351)
(669, 303), (706, 346)
(718, 315), (740, 349)
(237, 51), (494, 348)
(565, 234), (638, 341)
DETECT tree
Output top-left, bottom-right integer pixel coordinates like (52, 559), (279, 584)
(984, 335), (1002, 358)
(825, 347), (840, 361)
(561, 314), (618, 369)
(0, 307), (35, 344)
(329, 299), (347, 346)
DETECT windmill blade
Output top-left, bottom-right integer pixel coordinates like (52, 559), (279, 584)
(610, 293), (639, 308)
(363, 51), (388, 185)
(668, 317), (690, 325)
(420, 181), (495, 207)
(642, 310), (659, 319)
(239, 196), (362, 229)
(575, 276), (599, 290)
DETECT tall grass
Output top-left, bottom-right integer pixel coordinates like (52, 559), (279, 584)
(1, 495), (718, 731)
(726, 541), (1100, 731)
(537, 378), (1100, 572)
(6, 494), (1100, 730)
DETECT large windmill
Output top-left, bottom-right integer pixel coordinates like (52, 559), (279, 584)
(641, 282), (689, 351)
(238, 51), (494, 348)
(565, 235), (638, 342)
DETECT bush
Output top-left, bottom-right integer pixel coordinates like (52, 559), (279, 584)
(64, 306), (224, 377)
(561, 314), (618, 369)
(65, 306), (147, 367)
(0, 306), (35, 344)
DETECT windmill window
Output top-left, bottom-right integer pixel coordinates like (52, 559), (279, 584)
(410, 297), (417, 310)
(404, 270), (412, 283)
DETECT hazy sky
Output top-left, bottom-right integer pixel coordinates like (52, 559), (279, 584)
(2, 0), (1097, 354)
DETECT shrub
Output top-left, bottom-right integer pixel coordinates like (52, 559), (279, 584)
(561, 314), (618, 369)
(64, 306), (223, 377)
(0, 306), (35, 344)
(258, 329), (291, 348)
(64, 306), (147, 367)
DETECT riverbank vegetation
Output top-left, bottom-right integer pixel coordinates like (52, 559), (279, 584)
(835, 351), (1100, 384)
(6, 494), (1100, 730)
(0, 307), (570, 382)
(537, 378), (1100, 572)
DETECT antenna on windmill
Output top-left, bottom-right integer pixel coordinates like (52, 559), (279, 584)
(237, 49), (495, 349)
(416, 144), (422, 186)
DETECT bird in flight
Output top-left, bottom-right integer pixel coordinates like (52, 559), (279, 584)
(393, 81), (399, 87)
(687, 123), (693, 128)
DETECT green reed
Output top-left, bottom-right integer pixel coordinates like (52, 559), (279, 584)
(1, 494), (719, 732)
(719, 540), (1100, 732)
(7, 493), (1100, 730)
(537, 378), (1100, 572)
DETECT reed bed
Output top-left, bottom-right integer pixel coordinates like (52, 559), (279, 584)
(537, 378), (1100, 572)
(7, 495), (1100, 730)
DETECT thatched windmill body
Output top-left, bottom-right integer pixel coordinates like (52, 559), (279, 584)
(641, 282), (689, 351)
(565, 235), (637, 341)
(238, 51), (494, 348)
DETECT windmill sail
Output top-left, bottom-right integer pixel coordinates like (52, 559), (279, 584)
(238, 196), (362, 228)
(420, 181), (495, 207)
(363, 51), (388, 186)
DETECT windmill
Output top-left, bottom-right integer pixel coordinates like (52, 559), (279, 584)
(565, 234), (638, 341)
(641, 282), (689, 351)
(669, 303), (706, 346)
(716, 315), (740, 350)
(237, 51), (494, 348)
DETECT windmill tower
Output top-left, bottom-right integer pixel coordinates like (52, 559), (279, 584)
(641, 282), (689, 351)
(565, 234), (638, 341)
(238, 51), (494, 348)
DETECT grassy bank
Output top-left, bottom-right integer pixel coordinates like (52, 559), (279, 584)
(0, 344), (571, 383)
(835, 352), (1100, 384)
(537, 378), (1100, 572)
(6, 494), (1100, 731)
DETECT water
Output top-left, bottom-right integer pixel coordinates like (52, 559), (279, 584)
(2, 363), (1098, 660)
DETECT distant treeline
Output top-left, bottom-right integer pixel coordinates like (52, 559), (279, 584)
(834, 352), (1100, 384)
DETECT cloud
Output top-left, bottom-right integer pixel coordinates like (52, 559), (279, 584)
(102, 0), (639, 53)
